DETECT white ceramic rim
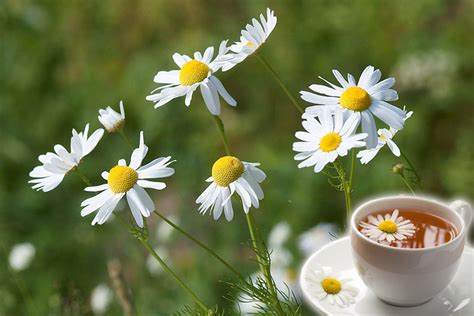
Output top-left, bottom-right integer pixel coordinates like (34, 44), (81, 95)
(351, 195), (466, 252)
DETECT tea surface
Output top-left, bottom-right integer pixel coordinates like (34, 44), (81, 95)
(358, 209), (457, 248)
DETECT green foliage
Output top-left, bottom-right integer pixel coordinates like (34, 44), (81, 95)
(1, 0), (473, 315)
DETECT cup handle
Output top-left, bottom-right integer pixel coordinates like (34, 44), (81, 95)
(450, 200), (472, 228)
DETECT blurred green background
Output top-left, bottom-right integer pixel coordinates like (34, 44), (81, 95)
(1, 0), (473, 314)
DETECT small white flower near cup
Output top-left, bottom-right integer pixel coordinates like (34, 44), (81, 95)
(306, 266), (358, 307)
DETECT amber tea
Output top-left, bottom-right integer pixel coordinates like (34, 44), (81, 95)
(358, 209), (458, 248)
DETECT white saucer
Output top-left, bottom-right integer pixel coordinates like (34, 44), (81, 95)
(300, 237), (473, 315)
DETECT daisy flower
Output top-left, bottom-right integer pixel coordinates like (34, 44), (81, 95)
(219, 8), (277, 71)
(98, 100), (125, 133)
(293, 109), (367, 173)
(357, 109), (413, 164)
(29, 124), (104, 192)
(306, 266), (358, 307)
(359, 209), (416, 242)
(146, 41), (236, 115)
(196, 156), (266, 221)
(301, 65), (407, 148)
(80, 132), (175, 227)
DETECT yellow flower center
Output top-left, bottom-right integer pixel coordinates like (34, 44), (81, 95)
(321, 278), (342, 294)
(319, 133), (342, 152)
(179, 60), (210, 86)
(378, 220), (398, 233)
(108, 166), (138, 193)
(212, 156), (244, 187)
(340, 87), (371, 111)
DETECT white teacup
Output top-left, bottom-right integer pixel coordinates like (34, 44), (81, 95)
(350, 195), (472, 306)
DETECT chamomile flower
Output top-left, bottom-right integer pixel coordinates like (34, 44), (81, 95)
(196, 156), (266, 221)
(146, 41), (236, 115)
(357, 109), (413, 164)
(29, 124), (104, 192)
(301, 65), (407, 148)
(80, 132), (175, 228)
(98, 100), (125, 133)
(360, 209), (416, 242)
(219, 8), (277, 71)
(293, 109), (367, 173)
(306, 267), (358, 307)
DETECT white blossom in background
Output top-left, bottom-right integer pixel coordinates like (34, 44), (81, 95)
(156, 215), (178, 243)
(393, 50), (457, 99)
(298, 223), (338, 258)
(98, 100), (125, 133)
(9, 243), (36, 271)
(90, 284), (112, 315)
(268, 221), (292, 268)
(146, 246), (169, 276)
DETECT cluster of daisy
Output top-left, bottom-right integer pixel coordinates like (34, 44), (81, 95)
(294, 65), (414, 172)
(29, 101), (176, 228)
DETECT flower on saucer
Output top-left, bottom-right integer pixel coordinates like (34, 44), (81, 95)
(196, 156), (266, 221)
(306, 266), (358, 307)
(293, 108), (367, 173)
(357, 109), (413, 164)
(301, 65), (407, 148)
(360, 209), (416, 242)
(29, 124), (104, 192)
(219, 8), (277, 71)
(81, 132), (175, 227)
(98, 100), (125, 133)
(146, 41), (237, 115)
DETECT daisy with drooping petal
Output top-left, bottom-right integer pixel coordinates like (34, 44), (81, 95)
(218, 8), (277, 71)
(306, 266), (358, 307)
(360, 209), (416, 242)
(81, 132), (175, 227)
(29, 124), (104, 192)
(146, 41), (237, 115)
(196, 156), (266, 221)
(98, 100), (125, 133)
(357, 109), (413, 164)
(301, 65), (407, 148)
(293, 109), (367, 173)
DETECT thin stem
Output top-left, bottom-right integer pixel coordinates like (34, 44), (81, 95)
(140, 239), (209, 312)
(245, 213), (285, 315)
(333, 159), (352, 226)
(255, 52), (304, 114)
(74, 169), (92, 186)
(401, 176), (416, 195)
(400, 150), (422, 188)
(212, 115), (230, 155)
(349, 149), (356, 189)
(119, 129), (134, 150)
(153, 210), (247, 283)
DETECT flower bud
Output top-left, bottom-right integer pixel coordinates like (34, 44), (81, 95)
(391, 162), (405, 176)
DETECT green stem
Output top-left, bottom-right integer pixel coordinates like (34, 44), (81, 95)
(255, 52), (304, 114)
(333, 159), (352, 226)
(212, 115), (230, 155)
(245, 213), (285, 315)
(400, 150), (422, 188)
(119, 129), (134, 150)
(401, 176), (416, 195)
(140, 239), (209, 312)
(75, 169), (92, 186)
(349, 149), (356, 189)
(153, 211), (247, 283)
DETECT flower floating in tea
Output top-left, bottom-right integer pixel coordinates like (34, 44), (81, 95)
(359, 209), (416, 242)
(306, 266), (358, 307)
